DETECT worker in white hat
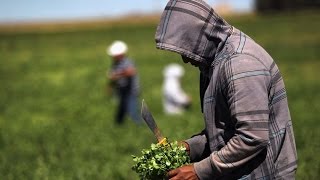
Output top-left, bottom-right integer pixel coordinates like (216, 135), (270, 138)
(106, 40), (141, 125)
(162, 63), (192, 114)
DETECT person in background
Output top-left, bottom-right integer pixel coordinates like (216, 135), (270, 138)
(106, 40), (141, 125)
(163, 63), (192, 115)
(155, 0), (297, 179)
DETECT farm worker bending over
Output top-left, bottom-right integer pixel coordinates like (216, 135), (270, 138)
(106, 40), (141, 125)
(155, 0), (298, 179)
(163, 63), (191, 114)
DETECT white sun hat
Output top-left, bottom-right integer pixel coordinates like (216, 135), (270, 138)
(107, 40), (128, 56)
(163, 63), (185, 78)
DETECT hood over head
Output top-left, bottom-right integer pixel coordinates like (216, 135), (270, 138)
(155, 0), (232, 67)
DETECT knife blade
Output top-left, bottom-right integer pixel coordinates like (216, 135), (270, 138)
(141, 99), (167, 144)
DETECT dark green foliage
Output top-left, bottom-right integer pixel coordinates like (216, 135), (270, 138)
(255, 0), (320, 12)
(132, 141), (190, 180)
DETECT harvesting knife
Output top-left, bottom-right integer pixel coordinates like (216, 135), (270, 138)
(141, 99), (167, 145)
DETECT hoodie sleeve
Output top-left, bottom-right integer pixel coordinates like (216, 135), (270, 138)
(194, 56), (271, 179)
(185, 131), (210, 162)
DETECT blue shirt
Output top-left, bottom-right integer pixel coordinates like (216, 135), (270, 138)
(109, 57), (139, 95)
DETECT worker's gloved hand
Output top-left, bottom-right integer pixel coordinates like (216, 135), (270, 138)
(167, 164), (199, 180)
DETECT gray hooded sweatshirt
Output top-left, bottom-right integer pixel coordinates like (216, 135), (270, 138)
(155, 0), (297, 179)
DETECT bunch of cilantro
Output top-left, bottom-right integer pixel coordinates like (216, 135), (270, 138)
(132, 141), (190, 180)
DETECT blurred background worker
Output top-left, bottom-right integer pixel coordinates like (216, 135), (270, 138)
(106, 40), (141, 125)
(162, 63), (192, 115)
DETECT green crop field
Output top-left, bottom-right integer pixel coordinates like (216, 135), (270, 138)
(0, 12), (319, 179)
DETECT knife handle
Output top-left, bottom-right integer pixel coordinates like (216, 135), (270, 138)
(157, 137), (168, 145)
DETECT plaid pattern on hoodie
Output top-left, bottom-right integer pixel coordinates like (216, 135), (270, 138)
(155, 0), (298, 179)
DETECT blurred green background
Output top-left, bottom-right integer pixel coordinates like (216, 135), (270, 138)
(0, 11), (319, 179)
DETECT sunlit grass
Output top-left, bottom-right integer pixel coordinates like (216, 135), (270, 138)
(0, 12), (319, 179)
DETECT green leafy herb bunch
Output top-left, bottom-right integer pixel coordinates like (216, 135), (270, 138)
(132, 141), (190, 180)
